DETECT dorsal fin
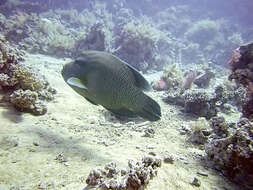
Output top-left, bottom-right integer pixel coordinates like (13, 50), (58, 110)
(111, 54), (152, 91)
(125, 62), (152, 91)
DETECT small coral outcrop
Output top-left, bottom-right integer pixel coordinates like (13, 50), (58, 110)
(183, 89), (217, 119)
(0, 35), (56, 115)
(85, 156), (162, 190)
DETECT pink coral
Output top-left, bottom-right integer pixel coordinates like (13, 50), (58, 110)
(156, 79), (169, 91)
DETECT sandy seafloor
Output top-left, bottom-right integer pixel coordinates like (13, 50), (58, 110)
(0, 53), (241, 190)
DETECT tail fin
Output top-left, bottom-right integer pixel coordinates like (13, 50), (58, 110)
(137, 95), (161, 121)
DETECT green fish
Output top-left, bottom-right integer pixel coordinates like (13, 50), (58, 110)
(61, 51), (161, 121)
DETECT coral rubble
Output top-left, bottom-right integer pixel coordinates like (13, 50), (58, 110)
(85, 156), (162, 190)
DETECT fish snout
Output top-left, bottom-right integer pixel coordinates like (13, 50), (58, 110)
(61, 61), (78, 80)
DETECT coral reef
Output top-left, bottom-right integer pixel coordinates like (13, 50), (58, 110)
(0, 35), (55, 115)
(9, 89), (47, 115)
(4, 12), (39, 44)
(153, 64), (215, 93)
(165, 86), (234, 119)
(74, 22), (110, 55)
(185, 19), (221, 48)
(115, 18), (166, 71)
(162, 64), (243, 118)
(208, 116), (232, 138)
(228, 42), (253, 118)
(206, 117), (253, 190)
(85, 156), (162, 190)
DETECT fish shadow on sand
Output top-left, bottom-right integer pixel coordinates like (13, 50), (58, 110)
(1, 105), (24, 123)
(24, 126), (110, 164)
(0, 92), (24, 123)
(82, 185), (96, 190)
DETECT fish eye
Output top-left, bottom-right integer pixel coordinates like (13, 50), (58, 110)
(75, 59), (84, 66)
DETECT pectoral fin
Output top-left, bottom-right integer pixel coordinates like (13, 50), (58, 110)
(67, 77), (88, 89)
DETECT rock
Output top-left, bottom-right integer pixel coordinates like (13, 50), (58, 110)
(197, 171), (208, 177)
(148, 151), (156, 156)
(163, 155), (175, 164)
(191, 177), (201, 187)
(142, 127), (155, 138)
(55, 153), (68, 163)
(38, 184), (47, 189)
(33, 141), (39, 146)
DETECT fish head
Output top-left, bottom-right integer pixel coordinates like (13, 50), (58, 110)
(61, 60), (84, 81)
(62, 59), (90, 90)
